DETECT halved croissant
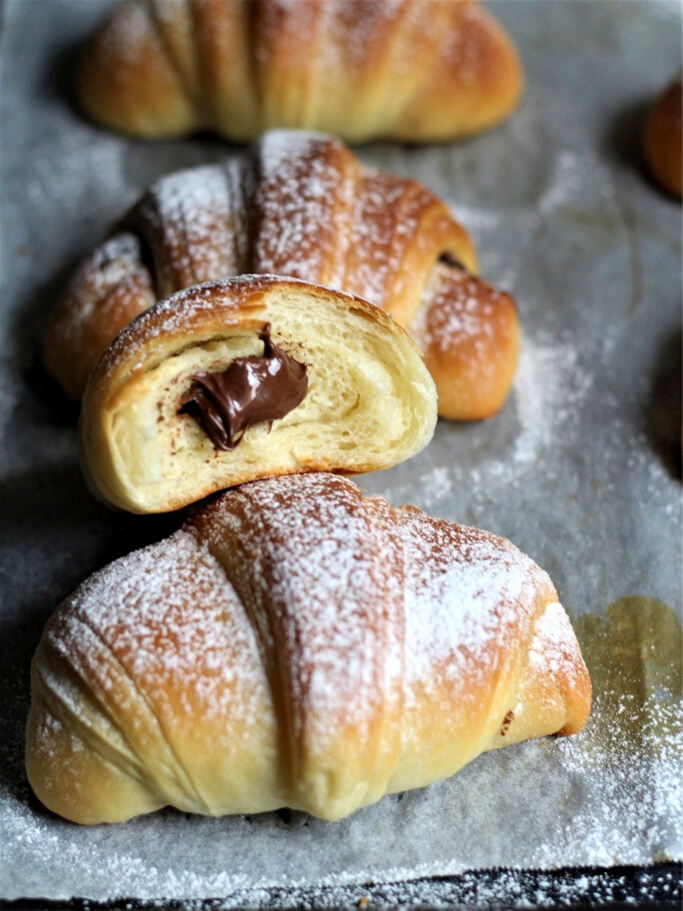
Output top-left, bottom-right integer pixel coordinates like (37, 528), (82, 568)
(26, 473), (590, 825)
(44, 130), (520, 419)
(76, 0), (523, 143)
(78, 275), (437, 513)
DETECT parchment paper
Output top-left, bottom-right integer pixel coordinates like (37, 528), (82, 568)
(1, 0), (681, 903)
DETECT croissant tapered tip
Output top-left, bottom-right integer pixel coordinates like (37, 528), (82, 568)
(530, 601), (592, 738)
(76, 0), (197, 138)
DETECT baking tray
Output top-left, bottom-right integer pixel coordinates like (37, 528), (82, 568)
(1, 0), (681, 907)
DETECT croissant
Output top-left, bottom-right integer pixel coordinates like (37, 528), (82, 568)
(26, 473), (591, 825)
(76, 0), (523, 144)
(78, 275), (437, 513)
(643, 73), (682, 198)
(44, 130), (520, 420)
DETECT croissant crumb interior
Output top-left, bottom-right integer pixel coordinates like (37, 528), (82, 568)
(83, 286), (437, 513)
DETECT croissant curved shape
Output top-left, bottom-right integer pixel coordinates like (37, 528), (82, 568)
(44, 130), (520, 420)
(26, 473), (591, 825)
(78, 275), (437, 513)
(76, 0), (523, 144)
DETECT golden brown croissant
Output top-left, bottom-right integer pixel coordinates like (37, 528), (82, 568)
(44, 130), (520, 419)
(76, 0), (523, 143)
(26, 473), (591, 825)
(643, 74), (682, 199)
(78, 275), (437, 513)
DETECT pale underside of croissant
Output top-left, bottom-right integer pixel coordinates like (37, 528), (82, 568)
(77, 0), (523, 144)
(78, 275), (437, 513)
(26, 473), (591, 826)
(44, 130), (520, 420)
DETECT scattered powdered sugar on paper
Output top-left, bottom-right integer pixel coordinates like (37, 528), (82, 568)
(26, 130), (129, 236)
(172, 865), (681, 909)
(538, 149), (601, 215)
(418, 466), (453, 509)
(548, 694), (682, 869)
(507, 332), (594, 474)
(367, 328), (596, 511)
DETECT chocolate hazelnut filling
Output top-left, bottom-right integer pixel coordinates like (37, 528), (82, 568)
(178, 326), (308, 451)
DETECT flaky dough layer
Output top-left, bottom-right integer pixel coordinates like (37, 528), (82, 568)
(26, 473), (590, 825)
(45, 130), (519, 420)
(79, 275), (437, 513)
(76, 0), (523, 143)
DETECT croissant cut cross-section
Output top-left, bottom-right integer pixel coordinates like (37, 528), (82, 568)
(78, 275), (438, 513)
(26, 473), (591, 825)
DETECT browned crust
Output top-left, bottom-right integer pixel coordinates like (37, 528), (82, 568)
(75, 0), (522, 142)
(644, 75), (683, 199)
(84, 275), (407, 410)
(45, 131), (517, 422)
(416, 266), (520, 421)
(42, 234), (157, 401)
(26, 473), (590, 825)
(78, 275), (435, 513)
(395, 0), (524, 141)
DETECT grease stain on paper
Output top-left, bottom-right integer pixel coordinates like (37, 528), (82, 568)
(574, 596), (682, 753)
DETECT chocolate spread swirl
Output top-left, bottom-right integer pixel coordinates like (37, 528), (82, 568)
(179, 326), (308, 451)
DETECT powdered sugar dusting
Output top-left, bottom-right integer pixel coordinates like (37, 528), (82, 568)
(135, 162), (244, 296)
(410, 262), (518, 399)
(415, 267), (499, 353)
(348, 170), (424, 309)
(83, 0), (513, 141)
(529, 600), (582, 682)
(11, 486), (681, 899)
(43, 526), (268, 726)
(509, 332), (594, 470)
(54, 130), (480, 395)
(49, 233), (154, 348)
(252, 131), (355, 286)
(548, 693), (682, 869)
(92, 0), (154, 74)
(175, 866), (681, 908)
(32, 526), (274, 816)
(5, 0), (682, 902)
(398, 506), (549, 693)
(193, 473), (404, 763)
(30, 474), (584, 823)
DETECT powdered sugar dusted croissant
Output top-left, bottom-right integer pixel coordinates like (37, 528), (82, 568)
(26, 473), (591, 825)
(78, 275), (437, 513)
(76, 0), (523, 143)
(44, 130), (519, 420)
